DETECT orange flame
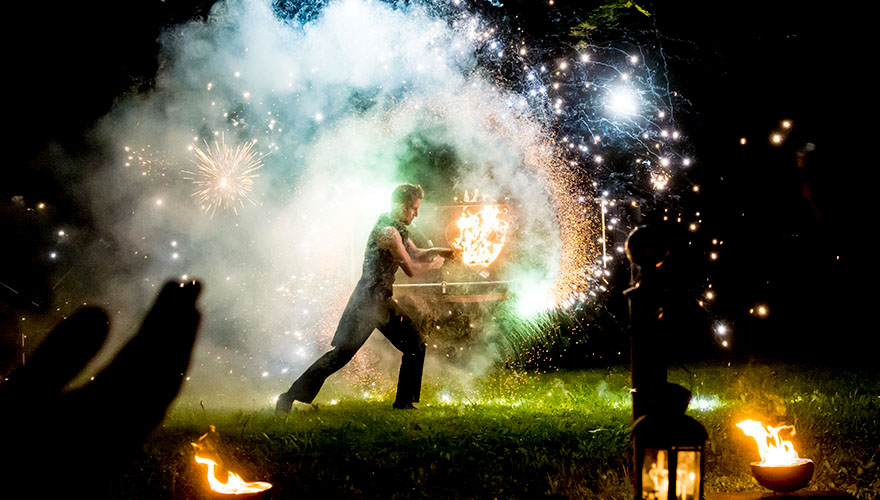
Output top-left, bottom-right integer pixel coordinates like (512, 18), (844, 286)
(450, 204), (510, 267)
(736, 420), (803, 466)
(195, 455), (273, 495)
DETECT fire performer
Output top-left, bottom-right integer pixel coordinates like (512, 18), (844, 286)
(276, 184), (454, 413)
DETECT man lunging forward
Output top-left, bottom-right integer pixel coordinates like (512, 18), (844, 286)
(276, 184), (454, 413)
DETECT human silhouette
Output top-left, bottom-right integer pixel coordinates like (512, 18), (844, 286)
(276, 184), (453, 413)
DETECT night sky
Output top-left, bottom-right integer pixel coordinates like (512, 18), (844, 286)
(1, 1), (864, 370)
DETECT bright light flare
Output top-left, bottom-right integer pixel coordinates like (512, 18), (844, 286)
(606, 87), (638, 116)
(513, 282), (555, 318)
(689, 395), (724, 412)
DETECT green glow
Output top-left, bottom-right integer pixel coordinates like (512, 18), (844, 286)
(688, 395), (726, 412)
(510, 280), (555, 319)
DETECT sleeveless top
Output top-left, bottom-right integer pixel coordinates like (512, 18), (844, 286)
(358, 213), (409, 300)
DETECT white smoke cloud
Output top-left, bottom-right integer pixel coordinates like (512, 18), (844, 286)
(74, 0), (568, 408)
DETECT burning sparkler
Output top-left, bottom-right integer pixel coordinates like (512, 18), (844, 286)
(182, 135), (266, 217)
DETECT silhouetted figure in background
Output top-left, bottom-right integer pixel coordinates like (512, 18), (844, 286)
(624, 224), (710, 420)
(0, 280), (202, 498)
(276, 184), (453, 413)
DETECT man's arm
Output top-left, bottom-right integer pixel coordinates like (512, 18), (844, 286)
(406, 239), (456, 261)
(378, 227), (444, 277)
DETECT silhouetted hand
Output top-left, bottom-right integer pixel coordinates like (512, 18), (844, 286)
(0, 280), (202, 497)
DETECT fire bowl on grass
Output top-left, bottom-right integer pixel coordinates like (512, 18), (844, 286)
(750, 458), (814, 492)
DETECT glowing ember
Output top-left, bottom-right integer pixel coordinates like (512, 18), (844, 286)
(736, 420), (805, 466)
(449, 203), (510, 268)
(195, 455), (273, 495)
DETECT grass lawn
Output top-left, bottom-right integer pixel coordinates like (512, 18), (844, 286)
(111, 361), (879, 499)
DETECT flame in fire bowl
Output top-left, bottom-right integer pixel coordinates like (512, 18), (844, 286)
(750, 458), (814, 493)
(737, 420), (814, 493)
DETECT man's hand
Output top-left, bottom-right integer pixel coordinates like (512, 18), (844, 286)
(429, 255), (445, 269)
(437, 248), (456, 260)
(0, 280), (202, 495)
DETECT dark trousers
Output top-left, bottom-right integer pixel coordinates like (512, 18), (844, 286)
(283, 290), (426, 406)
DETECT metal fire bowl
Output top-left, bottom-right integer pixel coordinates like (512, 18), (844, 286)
(750, 459), (814, 492)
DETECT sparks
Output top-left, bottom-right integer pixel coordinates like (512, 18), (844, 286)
(182, 135), (266, 217)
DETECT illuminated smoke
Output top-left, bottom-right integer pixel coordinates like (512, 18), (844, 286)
(42, 0), (694, 406)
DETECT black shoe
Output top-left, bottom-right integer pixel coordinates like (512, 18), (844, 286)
(392, 402), (416, 410)
(275, 393), (293, 415)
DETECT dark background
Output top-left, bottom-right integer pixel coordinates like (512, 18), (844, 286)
(1, 1), (865, 368)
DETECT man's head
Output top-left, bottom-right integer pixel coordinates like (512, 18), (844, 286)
(391, 184), (424, 226)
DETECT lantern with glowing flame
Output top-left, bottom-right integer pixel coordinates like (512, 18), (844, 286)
(633, 412), (707, 500)
(736, 420), (814, 492)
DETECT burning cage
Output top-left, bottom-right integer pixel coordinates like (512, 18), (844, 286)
(393, 191), (517, 361)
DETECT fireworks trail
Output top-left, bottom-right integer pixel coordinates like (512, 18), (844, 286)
(182, 135), (266, 217)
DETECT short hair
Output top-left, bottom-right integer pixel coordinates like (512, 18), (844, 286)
(391, 184), (424, 207)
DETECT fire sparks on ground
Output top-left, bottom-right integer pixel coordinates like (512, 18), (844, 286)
(194, 456), (273, 495)
(192, 426), (272, 495)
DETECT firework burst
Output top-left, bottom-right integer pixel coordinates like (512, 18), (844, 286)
(183, 135), (266, 216)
